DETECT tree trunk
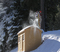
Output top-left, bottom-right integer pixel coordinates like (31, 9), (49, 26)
(41, 0), (45, 31)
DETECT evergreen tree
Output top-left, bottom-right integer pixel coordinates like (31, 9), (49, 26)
(2, 14), (14, 52)
(0, 2), (7, 52)
(1, 0), (17, 52)
(14, 0), (29, 22)
(44, 0), (60, 31)
(0, 20), (5, 52)
(54, 5), (60, 30)
(2, 0), (23, 51)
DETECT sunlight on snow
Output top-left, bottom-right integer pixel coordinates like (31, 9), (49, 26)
(57, 48), (60, 52)
(42, 35), (60, 42)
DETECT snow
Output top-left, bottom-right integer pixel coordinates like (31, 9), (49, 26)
(42, 30), (60, 42)
(57, 49), (60, 52)
(0, 3), (6, 14)
(10, 30), (60, 52)
(17, 25), (40, 35)
(31, 39), (60, 52)
(31, 30), (60, 52)
(17, 25), (32, 34)
(6, 36), (13, 43)
(10, 48), (18, 52)
(7, 26), (13, 30)
(13, 26), (19, 28)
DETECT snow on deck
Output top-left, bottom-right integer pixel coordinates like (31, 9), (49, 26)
(10, 30), (60, 52)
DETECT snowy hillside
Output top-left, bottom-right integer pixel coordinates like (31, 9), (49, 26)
(10, 30), (60, 52)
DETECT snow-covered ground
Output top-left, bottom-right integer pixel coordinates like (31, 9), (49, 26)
(10, 48), (18, 52)
(10, 30), (60, 52)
